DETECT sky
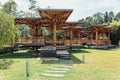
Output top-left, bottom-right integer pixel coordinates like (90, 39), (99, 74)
(1, 0), (120, 21)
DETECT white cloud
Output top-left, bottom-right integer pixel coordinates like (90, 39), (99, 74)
(1, 0), (120, 21)
(15, 0), (29, 11)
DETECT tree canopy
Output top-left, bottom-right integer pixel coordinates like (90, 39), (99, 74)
(1, 0), (17, 17)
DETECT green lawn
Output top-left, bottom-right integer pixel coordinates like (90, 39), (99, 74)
(0, 47), (120, 80)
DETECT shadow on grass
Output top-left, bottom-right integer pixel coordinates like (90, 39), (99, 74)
(0, 53), (36, 59)
(105, 46), (120, 51)
(70, 49), (90, 54)
(92, 46), (120, 51)
(71, 55), (83, 64)
(69, 49), (90, 64)
(41, 60), (60, 64)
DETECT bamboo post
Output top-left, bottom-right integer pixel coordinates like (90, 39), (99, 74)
(96, 30), (98, 45)
(70, 27), (73, 46)
(31, 28), (35, 43)
(35, 26), (38, 43)
(103, 32), (105, 44)
(53, 24), (57, 47)
(42, 36), (45, 45)
(82, 53), (85, 63)
(78, 33), (80, 45)
(90, 32), (93, 44)
(63, 31), (65, 45)
(108, 31), (110, 44)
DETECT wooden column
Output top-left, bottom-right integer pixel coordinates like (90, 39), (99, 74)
(35, 26), (38, 43)
(78, 32), (80, 45)
(102, 32), (105, 44)
(70, 27), (73, 45)
(63, 31), (65, 45)
(80, 35), (82, 45)
(96, 30), (98, 45)
(53, 24), (57, 46)
(90, 32), (93, 44)
(31, 28), (36, 43)
(42, 36), (45, 45)
(108, 31), (110, 44)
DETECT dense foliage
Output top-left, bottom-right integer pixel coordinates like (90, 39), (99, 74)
(110, 20), (120, 45)
(1, 0), (17, 17)
(79, 11), (117, 27)
(0, 12), (18, 48)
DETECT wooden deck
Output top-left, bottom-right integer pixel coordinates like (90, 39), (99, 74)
(14, 43), (44, 47)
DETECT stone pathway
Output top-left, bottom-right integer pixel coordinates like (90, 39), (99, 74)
(41, 73), (64, 77)
(41, 60), (73, 77)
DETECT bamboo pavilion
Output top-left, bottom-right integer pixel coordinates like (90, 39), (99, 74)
(15, 9), (112, 47)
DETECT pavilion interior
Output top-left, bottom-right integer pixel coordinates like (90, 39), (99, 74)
(15, 9), (112, 46)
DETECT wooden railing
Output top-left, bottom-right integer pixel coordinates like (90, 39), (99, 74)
(17, 38), (111, 45)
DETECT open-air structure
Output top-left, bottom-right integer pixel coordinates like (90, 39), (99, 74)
(14, 8), (113, 59)
(15, 9), (112, 47)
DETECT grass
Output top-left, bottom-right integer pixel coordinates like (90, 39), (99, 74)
(0, 47), (120, 80)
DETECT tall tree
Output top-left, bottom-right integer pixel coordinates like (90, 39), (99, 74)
(0, 12), (19, 48)
(108, 11), (114, 22)
(115, 12), (120, 21)
(2, 0), (17, 17)
(93, 12), (104, 24)
(85, 16), (94, 26)
(104, 12), (109, 23)
(78, 18), (85, 27)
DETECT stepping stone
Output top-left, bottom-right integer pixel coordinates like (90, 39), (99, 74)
(46, 70), (66, 73)
(52, 68), (69, 71)
(41, 73), (64, 77)
(57, 65), (73, 68)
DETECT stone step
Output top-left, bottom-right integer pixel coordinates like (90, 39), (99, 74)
(56, 65), (73, 68)
(41, 73), (64, 77)
(46, 70), (66, 73)
(57, 54), (70, 56)
(52, 68), (69, 71)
